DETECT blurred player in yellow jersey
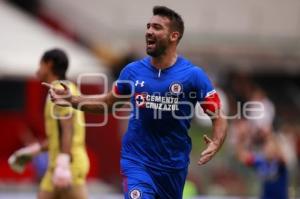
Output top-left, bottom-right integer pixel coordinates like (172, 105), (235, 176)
(8, 48), (89, 199)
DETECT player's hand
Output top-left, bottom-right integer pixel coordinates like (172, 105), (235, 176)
(198, 135), (219, 165)
(42, 81), (72, 107)
(52, 153), (72, 189)
(8, 143), (41, 173)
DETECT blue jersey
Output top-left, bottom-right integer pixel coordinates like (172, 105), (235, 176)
(251, 153), (288, 199)
(116, 56), (216, 170)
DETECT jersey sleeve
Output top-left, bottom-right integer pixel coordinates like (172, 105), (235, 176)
(194, 68), (221, 114)
(52, 82), (76, 118)
(52, 104), (73, 117)
(114, 65), (133, 95)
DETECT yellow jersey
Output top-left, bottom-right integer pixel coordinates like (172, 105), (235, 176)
(44, 81), (89, 176)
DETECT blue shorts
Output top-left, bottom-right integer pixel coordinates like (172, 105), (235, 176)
(120, 158), (188, 199)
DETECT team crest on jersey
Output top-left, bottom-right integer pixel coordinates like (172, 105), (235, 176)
(129, 189), (142, 199)
(135, 93), (146, 107)
(169, 82), (183, 95)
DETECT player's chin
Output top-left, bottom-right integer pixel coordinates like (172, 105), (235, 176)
(146, 47), (158, 57)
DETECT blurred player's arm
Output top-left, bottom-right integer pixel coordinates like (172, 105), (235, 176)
(236, 139), (254, 166)
(234, 127), (256, 166)
(8, 140), (48, 173)
(198, 93), (227, 165)
(58, 117), (73, 155)
(40, 140), (49, 151)
(264, 134), (287, 164)
(235, 127), (287, 166)
(52, 116), (73, 188)
(42, 82), (129, 114)
(71, 90), (128, 113)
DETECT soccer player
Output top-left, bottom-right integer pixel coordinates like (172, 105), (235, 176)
(44, 6), (227, 199)
(9, 49), (89, 199)
(235, 120), (288, 199)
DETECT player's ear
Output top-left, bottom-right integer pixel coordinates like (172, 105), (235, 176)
(170, 31), (180, 43)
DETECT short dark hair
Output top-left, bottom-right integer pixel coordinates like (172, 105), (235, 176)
(41, 48), (69, 80)
(153, 6), (184, 42)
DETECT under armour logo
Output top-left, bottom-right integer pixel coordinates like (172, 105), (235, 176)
(135, 80), (145, 87)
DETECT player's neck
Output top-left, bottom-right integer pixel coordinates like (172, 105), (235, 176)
(46, 74), (59, 84)
(151, 50), (178, 70)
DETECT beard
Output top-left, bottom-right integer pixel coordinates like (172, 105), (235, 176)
(146, 36), (169, 57)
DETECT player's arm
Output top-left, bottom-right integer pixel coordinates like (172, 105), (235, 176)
(58, 117), (73, 155)
(210, 111), (227, 150)
(235, 138), (254, 166)
(198, 111), (227, 165)
(40, 140), (49, 151)
(8, 140), (48, 173)
(42, 82), (129, 114)
(236, 145), (255, 166)
(263, 134), (287, 164)
(198, 92), (227, 165)
(52, 116), (73, 188)
(70, 90), (127, 113)
(234, 123), (256, 166)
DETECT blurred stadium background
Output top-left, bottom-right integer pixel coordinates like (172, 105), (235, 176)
(0, 0), (300, 198)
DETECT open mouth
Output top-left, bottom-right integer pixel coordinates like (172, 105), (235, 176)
(146, 38), (156, 48)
